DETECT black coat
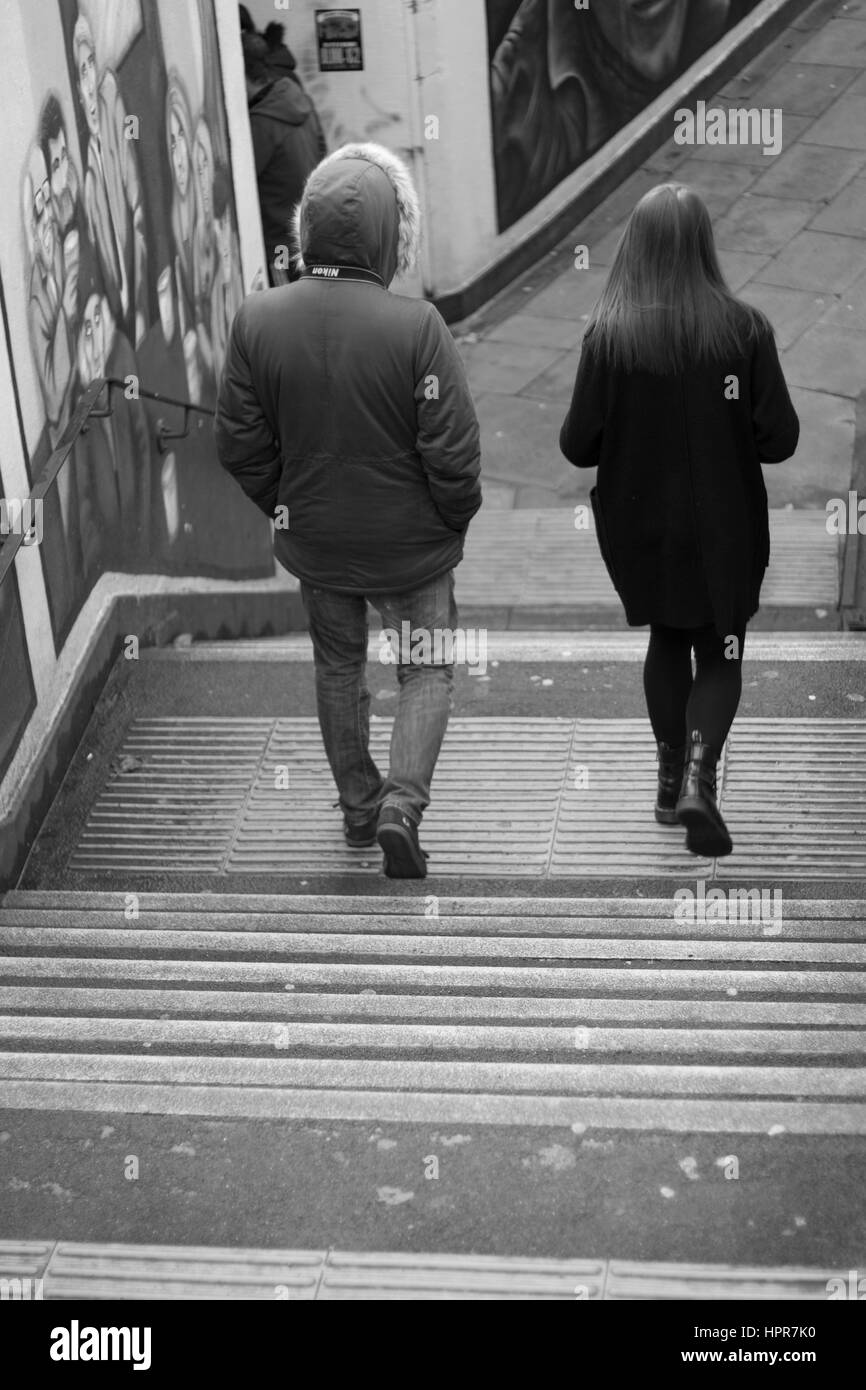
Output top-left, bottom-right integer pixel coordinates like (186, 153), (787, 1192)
(559, 321), (800, 635)
(248, 77), (326, 277)
(215, 149), (481, 594)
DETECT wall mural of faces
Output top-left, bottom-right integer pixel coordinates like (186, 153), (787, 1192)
(488, 0), (761, 230)
(17, 0), (247, 648)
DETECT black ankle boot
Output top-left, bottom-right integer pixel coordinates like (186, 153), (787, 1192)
(675, 731), (733, 858)
(654, 741), (685, 825)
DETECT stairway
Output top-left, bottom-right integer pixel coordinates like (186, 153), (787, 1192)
(2, 891), (864, 1132)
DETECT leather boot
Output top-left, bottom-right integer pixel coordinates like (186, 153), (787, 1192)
(654, 741), (685, 825)
(675, 730), (733, 858)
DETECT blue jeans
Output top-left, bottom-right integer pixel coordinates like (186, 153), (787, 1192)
(300, 570), (456, 825)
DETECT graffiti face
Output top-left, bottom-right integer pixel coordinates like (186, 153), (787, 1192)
(215, 210), (232, 282)
(169, 110), (190, 198)
(29, 150), (56, 271)
(48, 127), (75, 231)
(195, 136), (212, 217)
(77, 41), (99, 137)
(594, 0), (691, 83)
(80, 291), (107, 382)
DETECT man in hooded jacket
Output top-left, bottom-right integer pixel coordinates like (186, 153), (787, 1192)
(243, 30), (325, 285)
(215, 143), (482, 878)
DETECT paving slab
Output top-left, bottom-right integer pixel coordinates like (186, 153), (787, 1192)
(518, 352), (579, 405)
(457, 340), (565, 396)
(665, 157), (759, 215)
(713, 196), (822, 256)
(740, 283), (834, 349)
(819, 266), (866, 328)
(718, 248), (773, 291)
(731, 59), (862, 115)
(748, 143), (866, 201)
(782, 324), (866, 396)
(809, 174), (866, 235)
(756, 229), (866, 293)
(521, 269), (609, 323)
(474, 394), (575, 493)
(484, 314), (586, 351)
(683, 114), (813, 165)
(801, 92), (866, 147)
(793, 15), (866, 65)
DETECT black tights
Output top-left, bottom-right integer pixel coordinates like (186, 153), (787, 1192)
(643, 623), (745, 762)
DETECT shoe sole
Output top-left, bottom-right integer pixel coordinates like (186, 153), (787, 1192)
(676, 798), (733, 857)
(654, 805), (679, 826)
(376, 823), (428, 879)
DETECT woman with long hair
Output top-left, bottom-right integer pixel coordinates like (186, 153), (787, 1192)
(560, 183), (799, 858)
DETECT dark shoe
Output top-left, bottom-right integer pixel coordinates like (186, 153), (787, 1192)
(376, 805), (428, 879)
(676, 731), (733, 858)
(654, 741), (685, 825)
(344, 814), (378, 849)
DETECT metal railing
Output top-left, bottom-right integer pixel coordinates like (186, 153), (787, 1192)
(0, 377), (215, 590)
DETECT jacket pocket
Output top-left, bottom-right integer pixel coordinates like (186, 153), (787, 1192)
(589, 485), (620, 590)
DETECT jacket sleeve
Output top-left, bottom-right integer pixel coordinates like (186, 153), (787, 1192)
(214, 302), (281, 518)
(751, 326), (799, 463)
(249, 112), (275, 179)
(414, 305), (482, 533)
(559, 335), (605, 468)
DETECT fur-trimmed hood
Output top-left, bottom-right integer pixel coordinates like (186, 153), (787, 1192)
(291, 142), (421, 285)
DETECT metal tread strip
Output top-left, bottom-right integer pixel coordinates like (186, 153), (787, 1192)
(5, 893), (866, 917)
(1, 1017), (864, 1055)
(0, 956), (862, 993)
(2, 1082), (865, 1130)
(2, 988), (863, 1024)
(1, 1054), (864, 1096)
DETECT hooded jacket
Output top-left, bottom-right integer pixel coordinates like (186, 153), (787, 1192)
(215, 143), (482, 594)
(248, 75), (326, 275)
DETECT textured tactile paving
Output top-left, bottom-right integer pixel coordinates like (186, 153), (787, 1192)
(0, 1241), (847, 1299)
(230, 718), (571, 876)
(713, 719), (866, 880)
(71, 720), (271, 872)
(458, 509), (838, 608)
(66, 717), (866, 878)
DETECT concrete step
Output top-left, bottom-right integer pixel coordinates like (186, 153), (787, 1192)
(1, 892), (864, 1132)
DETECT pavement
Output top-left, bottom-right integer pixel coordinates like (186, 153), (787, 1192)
(453, 0), (865, 527)
(2, 0), (866, 1299)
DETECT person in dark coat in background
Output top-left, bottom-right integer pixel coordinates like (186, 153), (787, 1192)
(215, 143), (482, 877)
(262, 21), (301, 81)
(560, 183), (799, 859)
(242, 30), (326, 286)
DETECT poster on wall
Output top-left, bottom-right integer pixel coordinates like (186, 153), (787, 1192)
(316, 9), (364, 71)
(13, 0), (252, 649)
(487, 0), (761, 231)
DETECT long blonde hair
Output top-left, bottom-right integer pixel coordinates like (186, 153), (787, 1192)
(586, 183), (770, 374)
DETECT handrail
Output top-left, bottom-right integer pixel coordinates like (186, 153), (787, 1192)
(0, 377), (215, 590)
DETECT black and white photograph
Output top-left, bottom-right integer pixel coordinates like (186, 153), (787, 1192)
(0, 0), (864, 1349)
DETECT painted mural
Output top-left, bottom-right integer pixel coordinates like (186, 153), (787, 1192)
(14, 0), (254, 649)
(487, 0), (762, 230)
